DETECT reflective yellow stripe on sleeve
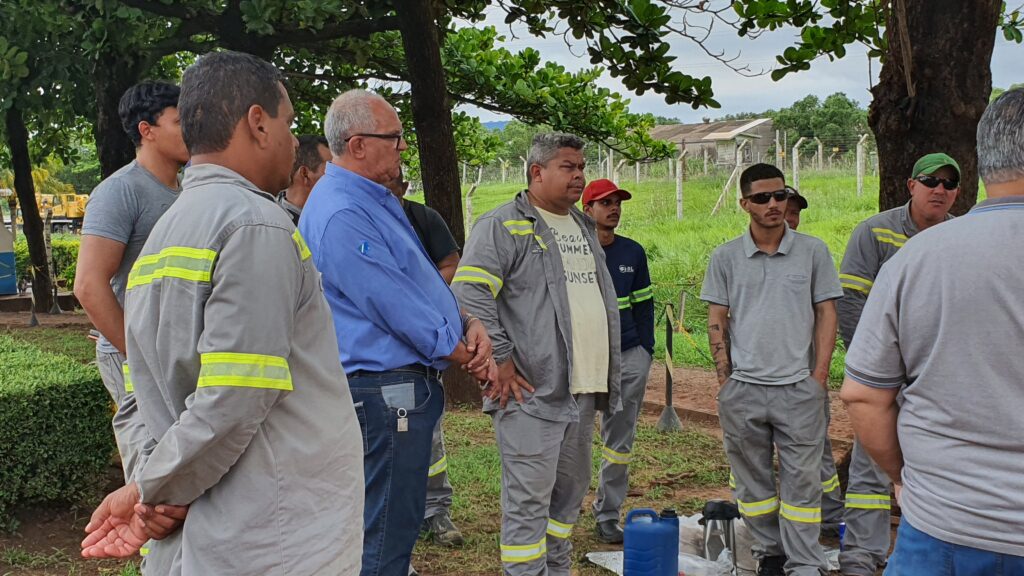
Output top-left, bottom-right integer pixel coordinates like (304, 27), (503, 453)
(453, 266), (503, 298)
(127, 246), (217, 289)
(122, 363), (133, 393)
(728, 471), (736, 489)
(737, 496), (780, 517)
(198, 352), (293, 391)
(839, 273), (874, 295)
(500, 537), (547, 563)
(845, 493), (892, 510)
(602, 445), (632, 465)
(617, 296), (631, 310)
(630, 286), (654, 303)
(780, 501), (822, 523)
(872, 227), (907, 248)
(292, 229), (312, 261)
(428, 455), (447, 477)
(546, 518), (573, 539)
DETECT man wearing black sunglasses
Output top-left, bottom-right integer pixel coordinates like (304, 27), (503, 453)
(834, 152), (959, 576)
(702, 163), (842, 576)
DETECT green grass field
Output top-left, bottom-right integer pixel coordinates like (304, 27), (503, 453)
(437, 170), (883, 386)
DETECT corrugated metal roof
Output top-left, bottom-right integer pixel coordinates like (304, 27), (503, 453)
(650, 118), (771, 143)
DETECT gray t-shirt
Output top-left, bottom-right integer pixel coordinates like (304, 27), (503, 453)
(81, 160), (179, 353)
(844, 195), (1024, 557)
(701, 226), (842, 385)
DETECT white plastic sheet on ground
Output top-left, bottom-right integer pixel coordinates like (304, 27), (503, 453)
(584, 550), (732, 576)
(585, 546), (841, 575)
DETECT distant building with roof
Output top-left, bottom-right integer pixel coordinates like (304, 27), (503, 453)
(649, 118), (774, 166)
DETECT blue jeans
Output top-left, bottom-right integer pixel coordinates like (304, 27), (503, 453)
(885, 519), (1024, 576)
(348, 370), (445, 576)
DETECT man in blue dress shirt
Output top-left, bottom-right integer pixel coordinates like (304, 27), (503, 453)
(300, 89), (495, 576)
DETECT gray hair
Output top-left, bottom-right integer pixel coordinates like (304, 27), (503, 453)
(977, 88), (1024, 185)
(526, 133), (585, 183)
(324, 89), (389, 156)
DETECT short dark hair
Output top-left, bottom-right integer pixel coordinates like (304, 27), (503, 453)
(179, 51), (285, 155)
(739, 163), (785, 195)
(293, 135), (329, 174)
(118, 81), (181, 147)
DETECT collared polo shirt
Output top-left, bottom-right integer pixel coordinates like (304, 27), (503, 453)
(845, 195), (1024, 557)
(299, 163), (463, 373)
(701, 225), (842, 385)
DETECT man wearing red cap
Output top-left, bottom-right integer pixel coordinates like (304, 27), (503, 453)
(582, 179), (655, 543)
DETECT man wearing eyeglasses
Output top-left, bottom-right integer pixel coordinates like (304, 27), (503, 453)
(701, 163), (842, 576)
(300, 89), (496, 576)
(835, 152), (959, 576)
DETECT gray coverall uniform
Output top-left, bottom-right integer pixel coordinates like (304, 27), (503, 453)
(702, 227), (843, 576)
(452, 191), (622, 576)
(124, 164), (364, 575)
(836, 202), (949, 575)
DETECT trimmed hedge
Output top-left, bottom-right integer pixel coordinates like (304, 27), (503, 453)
(13, 234), (80, 287)
(0, 334), (114, 531)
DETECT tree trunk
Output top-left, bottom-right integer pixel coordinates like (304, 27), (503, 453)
(94, 58), (141, 178)
(394, 0), (465, 246)
(869, 0), (1000, 215)
(395, 0), (474, 401)
(5, 104), (54, 312)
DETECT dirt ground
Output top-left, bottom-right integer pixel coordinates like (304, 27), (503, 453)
(0, 310), (93, 329)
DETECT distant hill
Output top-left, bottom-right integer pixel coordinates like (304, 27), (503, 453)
(482, 120), (509, 131)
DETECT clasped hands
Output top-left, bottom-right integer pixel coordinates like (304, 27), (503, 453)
(81, 482), (188, 559)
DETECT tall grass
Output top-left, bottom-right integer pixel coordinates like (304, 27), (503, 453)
(454, 172), (881, 385)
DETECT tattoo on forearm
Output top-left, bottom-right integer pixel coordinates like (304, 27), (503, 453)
(707, 322), (732, 382)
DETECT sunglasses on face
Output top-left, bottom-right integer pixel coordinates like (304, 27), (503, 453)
(914, 175), (958, 190)
(744, 190), (790, 204)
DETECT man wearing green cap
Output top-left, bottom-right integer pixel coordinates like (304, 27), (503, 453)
(835, 152), (960, 575)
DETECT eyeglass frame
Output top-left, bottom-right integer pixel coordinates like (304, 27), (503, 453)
(343, 132), (406, 150)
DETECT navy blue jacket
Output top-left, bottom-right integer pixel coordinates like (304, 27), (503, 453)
(602, 234), (655, 355)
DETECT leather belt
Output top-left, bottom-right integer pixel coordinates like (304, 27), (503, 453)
(347, 363), (442, 380)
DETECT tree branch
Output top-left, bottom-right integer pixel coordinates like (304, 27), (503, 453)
(119, 0), (219, 29)
(270, 15), (401, 45)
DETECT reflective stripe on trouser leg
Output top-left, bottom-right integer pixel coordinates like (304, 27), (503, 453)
(820, 397), (844, 525)
(717, 378), (784, 561)
(424, 414), (454, 519)
(772, 376), (829, 575)
(594, 347), (653, 523)
(840, 439), (892, 576)
(547, 394), (597, 576)
(495, 406), (569, 576)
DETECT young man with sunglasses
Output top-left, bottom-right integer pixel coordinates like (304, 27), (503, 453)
(835, 152), (960, 576)
(702, 163), (842, 576)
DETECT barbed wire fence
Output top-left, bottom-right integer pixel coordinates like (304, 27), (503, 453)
(452, 132), (879, 217)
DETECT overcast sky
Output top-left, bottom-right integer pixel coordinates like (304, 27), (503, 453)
(458, 6), (1021, 123)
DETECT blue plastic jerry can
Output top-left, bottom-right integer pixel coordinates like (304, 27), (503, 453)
(623, 508), (679, 576)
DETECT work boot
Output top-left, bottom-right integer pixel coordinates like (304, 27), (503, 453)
(756, 555), (787, 576)
(421, 511), (465, 547)
(594, 519), (624, 544)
